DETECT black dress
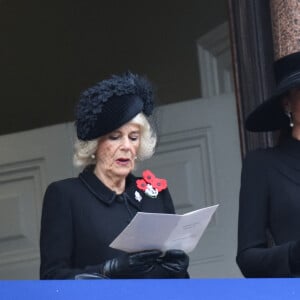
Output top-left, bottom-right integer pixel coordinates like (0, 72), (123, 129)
(237, 136), (300, 277)
(40, 168), (176, 279)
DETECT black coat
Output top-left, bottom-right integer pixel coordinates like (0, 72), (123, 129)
(237, 137), (300, 277)
(40, 168), (176, 279)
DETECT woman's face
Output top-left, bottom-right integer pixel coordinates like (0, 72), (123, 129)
(95, 122), (140, 179)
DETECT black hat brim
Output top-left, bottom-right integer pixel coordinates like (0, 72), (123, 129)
(245, 77), (300, 132)
(245, 95), (288, 132)
(245, 51), (300, 132)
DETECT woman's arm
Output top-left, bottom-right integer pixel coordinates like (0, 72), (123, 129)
(39, 182), (101, 279)
(161, 188), (176, 214)
(236, 150), (293, 277)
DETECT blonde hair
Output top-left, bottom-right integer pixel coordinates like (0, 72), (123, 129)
(73, 113), (157, 168)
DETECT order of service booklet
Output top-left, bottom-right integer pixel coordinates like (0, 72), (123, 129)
(109, 204), (219, 254)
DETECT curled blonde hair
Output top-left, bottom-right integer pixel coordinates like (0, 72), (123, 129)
(73, 113), (157, 168)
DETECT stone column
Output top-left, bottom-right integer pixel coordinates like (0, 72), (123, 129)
(270, 0), (300, 60)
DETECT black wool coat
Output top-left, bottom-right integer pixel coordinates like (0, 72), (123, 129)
(237, 137), (300, 277)
(40, 168), (176, 279)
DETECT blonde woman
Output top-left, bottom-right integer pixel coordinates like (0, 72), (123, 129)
(39, 72), (189, 279)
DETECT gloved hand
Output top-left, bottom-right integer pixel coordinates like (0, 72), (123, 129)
(157, 249), (189, 278)
(100, 250), (162, 278)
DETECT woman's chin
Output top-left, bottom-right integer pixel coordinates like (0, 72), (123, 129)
(113, 165), (133, 177)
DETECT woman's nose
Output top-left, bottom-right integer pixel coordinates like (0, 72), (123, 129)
(121, 137), (130, 149)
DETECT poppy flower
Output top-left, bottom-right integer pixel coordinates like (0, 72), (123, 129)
(138, 169), (168, 192)
(136, 179), (147, 191)
(151, 177), (167, 192)
(142, 170), (156, 184)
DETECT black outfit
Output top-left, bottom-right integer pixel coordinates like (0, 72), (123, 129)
(40, 168), (185, 279)
(237, 136), (300, 277)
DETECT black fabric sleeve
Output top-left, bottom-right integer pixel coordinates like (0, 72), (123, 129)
(39, 182), (103, 279)
(236, 150), (293, 277)
(161, 188), (176, 214)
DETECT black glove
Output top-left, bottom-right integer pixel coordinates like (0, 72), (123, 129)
(157, 249), (189, 278)
(289, 240), (300, 274)
(100, 250), (162, 278)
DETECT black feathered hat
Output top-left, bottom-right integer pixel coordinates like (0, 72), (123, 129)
(245, 0), (300, 132)
(75, 72), (154, 140)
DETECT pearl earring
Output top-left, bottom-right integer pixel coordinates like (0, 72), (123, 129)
(286, 111), (294, 127)
(91, 154), (96, 159)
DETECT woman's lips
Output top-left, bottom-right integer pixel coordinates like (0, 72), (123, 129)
(116, 158), (131, 165)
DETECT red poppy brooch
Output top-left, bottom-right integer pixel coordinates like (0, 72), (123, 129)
(135, 169), (168, 200)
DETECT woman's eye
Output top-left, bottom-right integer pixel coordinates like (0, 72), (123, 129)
(130, 135), (139, 141)
(109, 135), (119, 140)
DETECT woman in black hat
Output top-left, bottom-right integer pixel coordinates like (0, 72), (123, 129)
(236, 52), (300, 277)
(39, 72), (189, 279)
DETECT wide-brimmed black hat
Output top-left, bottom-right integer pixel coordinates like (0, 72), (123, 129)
(245, 51), (300, 132)
(75, 71), (154, 140)
(246, 0), (300, 132)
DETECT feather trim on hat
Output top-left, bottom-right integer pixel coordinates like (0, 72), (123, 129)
(75, 71), (154, 140)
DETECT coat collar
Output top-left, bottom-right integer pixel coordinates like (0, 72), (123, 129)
(278, 136), (300, 161)
(79, 167), (141, 209)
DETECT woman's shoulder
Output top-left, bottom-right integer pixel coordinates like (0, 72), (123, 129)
(244, 147), (277, 163)
(49, 176), (80, 186)
(242, 147), (280, 175)
(46, 176), (81, 192)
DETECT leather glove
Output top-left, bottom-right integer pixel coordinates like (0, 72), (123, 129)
(157, 249), (189, 278)
(100, 250), (162, 278)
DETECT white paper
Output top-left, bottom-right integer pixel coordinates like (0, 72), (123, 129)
(109, 204), (219, 254)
